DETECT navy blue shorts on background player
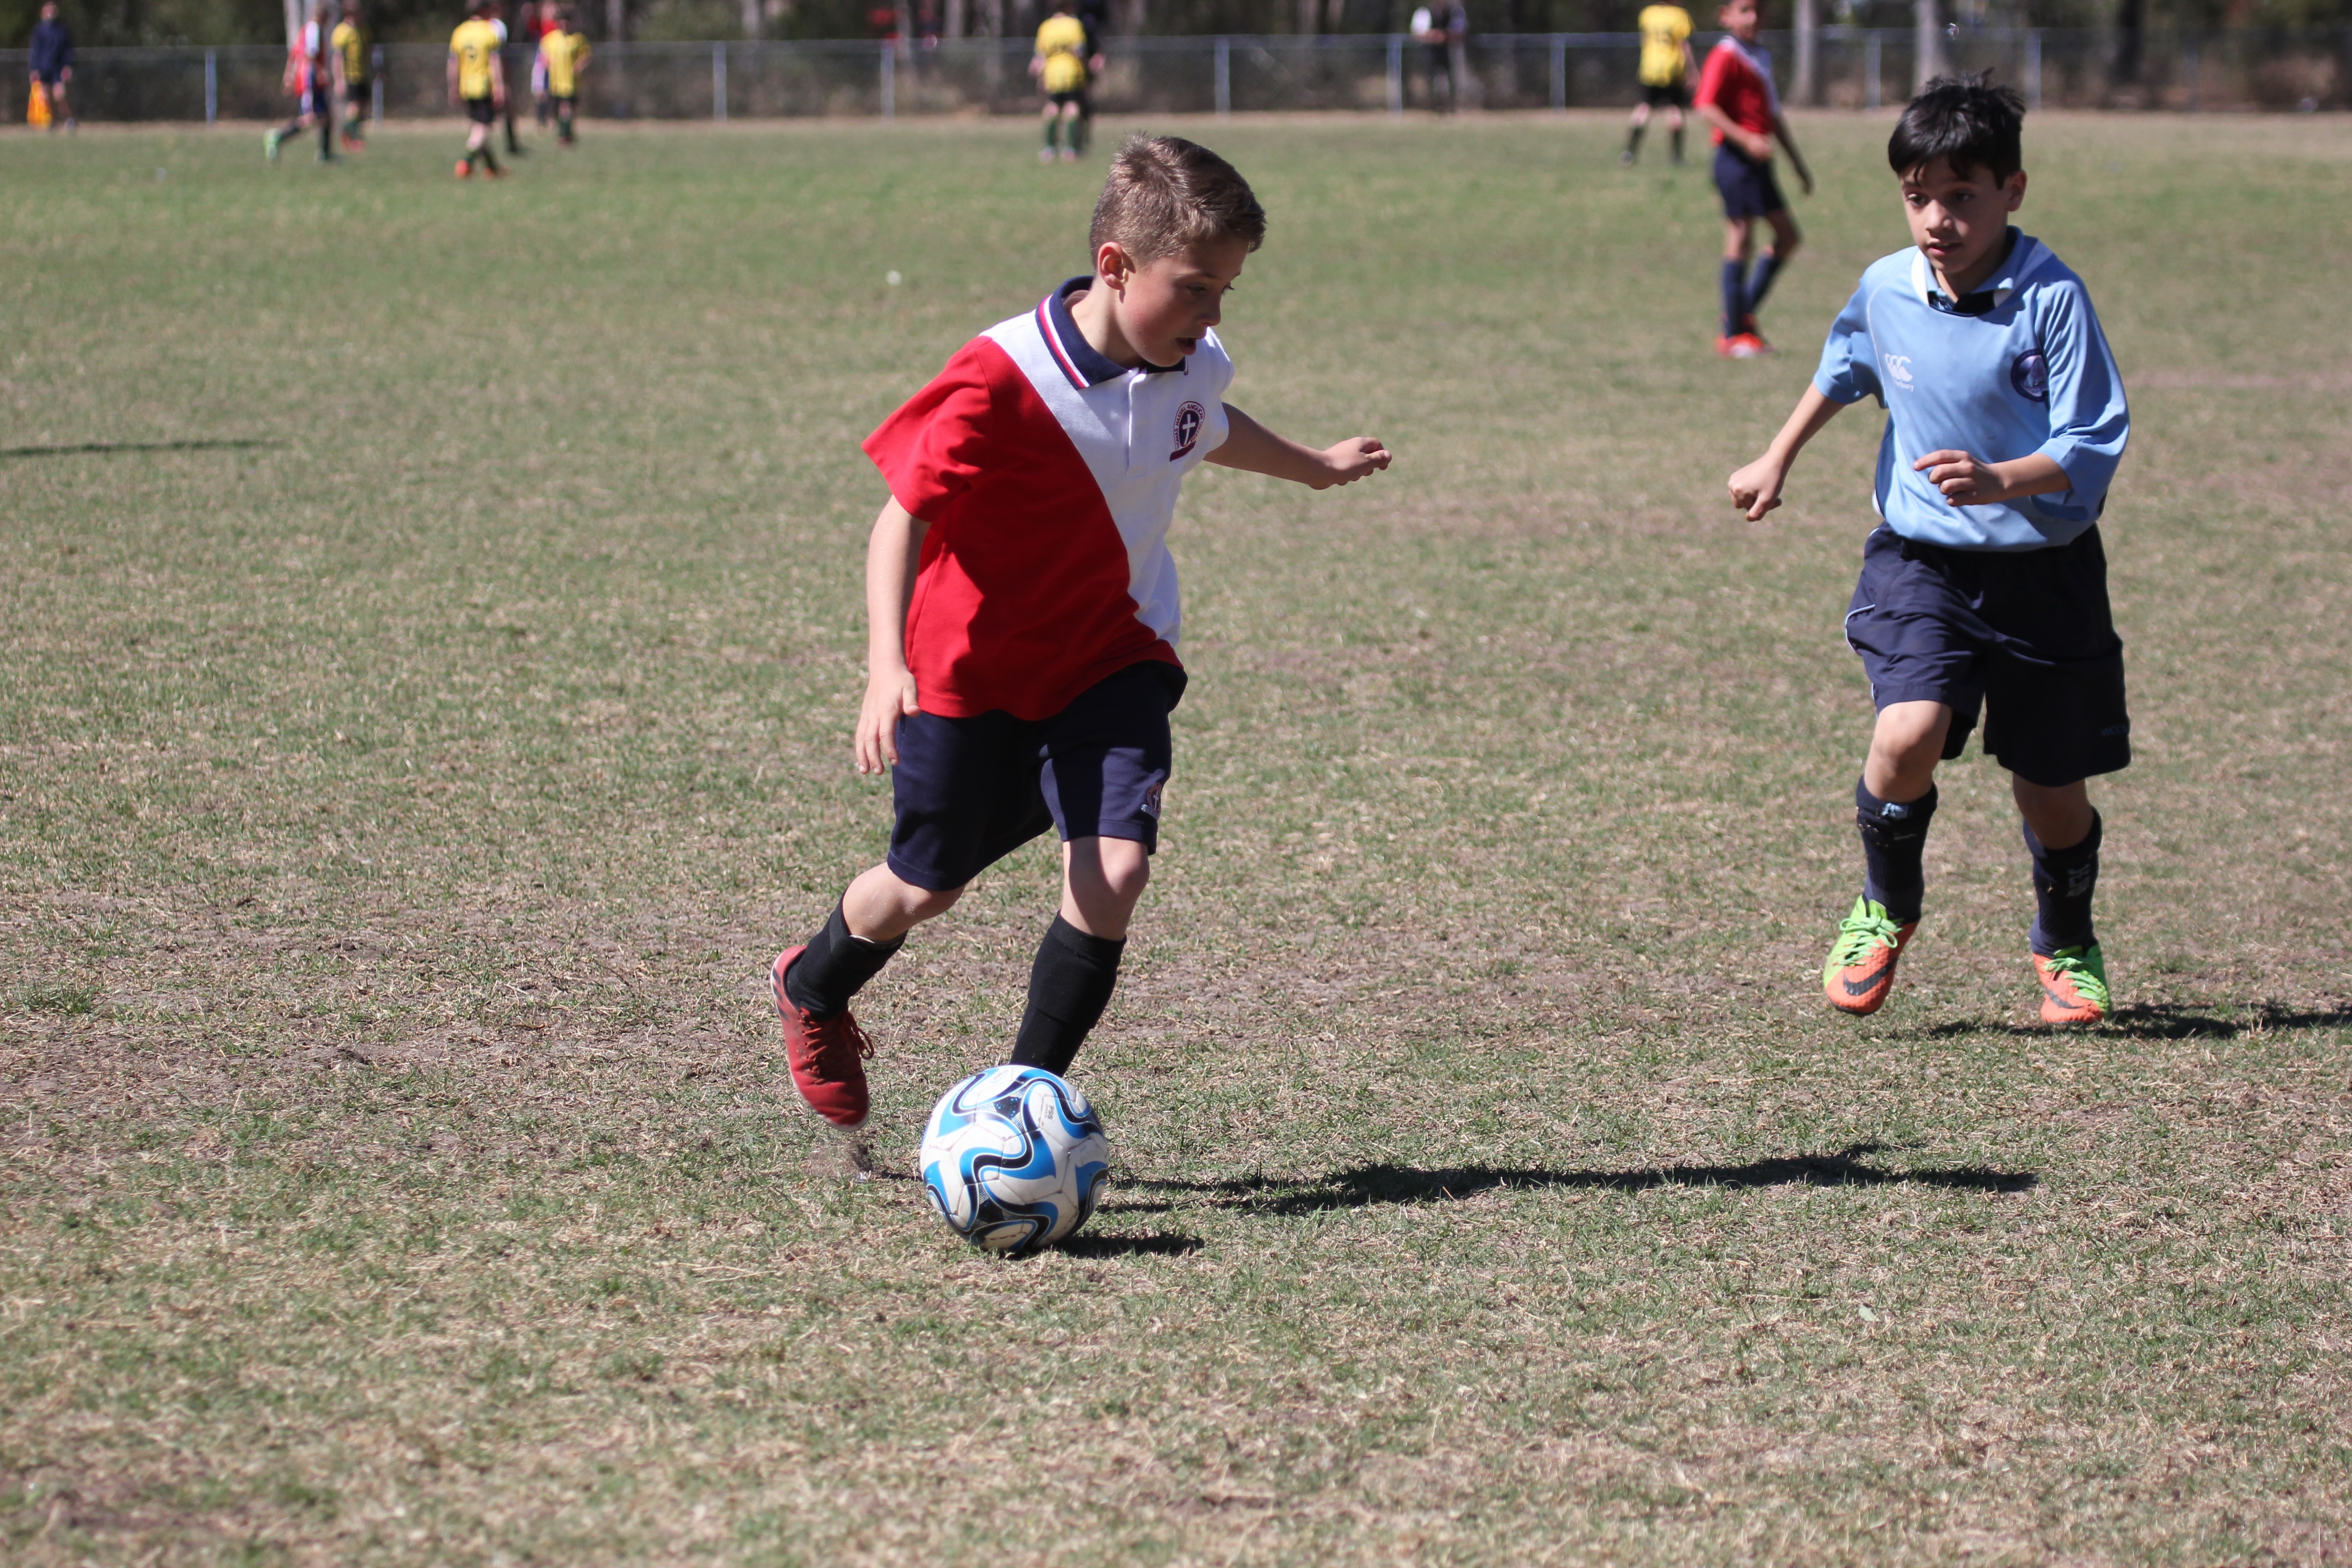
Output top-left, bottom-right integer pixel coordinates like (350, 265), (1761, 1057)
(1713, 143), (1786, 219)
(886, 661), (1185, 892)
(1844, 524), (2130, 788)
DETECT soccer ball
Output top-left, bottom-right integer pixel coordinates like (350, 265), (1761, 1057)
(918, 1065), (1109, 1256)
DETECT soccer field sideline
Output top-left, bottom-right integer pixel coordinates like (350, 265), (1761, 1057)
(1, 113), (2348, 1565)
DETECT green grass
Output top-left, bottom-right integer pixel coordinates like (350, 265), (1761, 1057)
(1, 112), (2348, 1566)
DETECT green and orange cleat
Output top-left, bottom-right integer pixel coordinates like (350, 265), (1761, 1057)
(1822, 896), (1917, 1017)
(2032, 944), (2110, 1024)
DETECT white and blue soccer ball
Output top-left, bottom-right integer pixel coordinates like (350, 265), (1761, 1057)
(918, 1066), (1109, 1256)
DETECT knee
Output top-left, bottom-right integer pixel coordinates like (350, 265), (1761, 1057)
(1869, 705), (1949, 776)
(1068, 836), (1150, 912)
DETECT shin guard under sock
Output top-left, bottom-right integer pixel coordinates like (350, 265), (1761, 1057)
(1745, 251), (1784, 320)
(1008, 916), (1125, 1080)
(2024, 811), (2102, 955)
(783, 903), (904, 1019)
(1720, 259), (1747, 338)
(1856, 779), (1938, 926)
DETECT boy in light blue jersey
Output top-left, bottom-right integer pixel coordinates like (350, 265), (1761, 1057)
(1729, 73), (2131, 1026)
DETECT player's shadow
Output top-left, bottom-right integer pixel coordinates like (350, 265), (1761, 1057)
(1918, 1002), (2352, 1042)
(1109, 1142), (2034, 1217)
(0, 438), (282, 460)
(1055, 1233), (1203, 1258)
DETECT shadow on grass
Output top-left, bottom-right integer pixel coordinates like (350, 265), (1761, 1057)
(1057, 1233), (1204, 1258)
(1919, 1002), (2352, 1042)
(1108, 1143), (2034, 1217)
(0, 438), (283, 460)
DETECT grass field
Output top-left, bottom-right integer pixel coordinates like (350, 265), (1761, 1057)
(2, 109), (2349, 1566)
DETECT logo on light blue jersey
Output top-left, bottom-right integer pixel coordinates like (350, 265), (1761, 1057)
(2010, 349), (2049, 402)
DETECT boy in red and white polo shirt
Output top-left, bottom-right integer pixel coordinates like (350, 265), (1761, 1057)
(770, 136), (1391, 1131)
(1694, 0), (1813, 357)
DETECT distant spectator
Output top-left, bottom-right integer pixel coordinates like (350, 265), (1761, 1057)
(1409, 2), (1466, 114)
(28, 1), (74, 133)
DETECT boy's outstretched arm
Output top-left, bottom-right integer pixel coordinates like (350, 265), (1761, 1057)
(1728, 383), (1843, 520)
(1208, 405), (1390, 490)
(854, 497), (930, 776)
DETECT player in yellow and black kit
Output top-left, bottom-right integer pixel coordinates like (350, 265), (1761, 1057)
(1029, 0), (1097, 164)
(330, 9), (368, 151)
(449, 0), (508, 178)
(1623, 2), (1696, 166)
(538, 9), (589, 146)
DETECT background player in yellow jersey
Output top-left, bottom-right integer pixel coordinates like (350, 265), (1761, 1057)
(1624, 2), (1697, 166)
(449, 0), (508, 179)
(330, 7), (368, 152)
(538, 9), (589, 147)
(1029, 0), (1098, 164)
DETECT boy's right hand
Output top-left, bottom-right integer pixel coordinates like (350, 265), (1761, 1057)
(855, 666), (920, 776)
(1727, 455), (1787, 521)
(1741, 129), (1774, 162)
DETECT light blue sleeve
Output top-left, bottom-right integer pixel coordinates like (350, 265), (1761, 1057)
(2032, 279), (2129, 513)
(1811, 281), (1881, 406)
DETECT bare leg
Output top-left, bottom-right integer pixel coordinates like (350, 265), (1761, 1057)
(840, 862), (964, 944)
(1060, 835), (1149, 938)
(2012, 775), (2093, 851)
(1863, 700), (1951, 803)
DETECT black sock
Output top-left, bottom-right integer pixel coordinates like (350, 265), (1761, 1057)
(482, 145), (500, 173)
(1670, 124), (1685, 160)
(277, 117), (305, 138)
(1627, 122), (1645, 157)
(1008, 916), (1125, 1080)
(1856, 779), (1937, 925)
(318, 116), (333, 157)
(783, 903), (903, 1019)
(1720, 259), (1748, 337)
(2025, 811), (2102, 955)
(1745, 250), (1784, 318)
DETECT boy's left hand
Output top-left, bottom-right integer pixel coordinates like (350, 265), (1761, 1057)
(1313, 437), (1392, 490)
(1915, 449), (2004, 506)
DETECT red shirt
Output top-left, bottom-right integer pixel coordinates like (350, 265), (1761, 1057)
(1694, 36), (1779, 144)
(862, 282), (1231, 721)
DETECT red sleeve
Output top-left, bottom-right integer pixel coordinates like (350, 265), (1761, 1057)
(1692, 43), (1734, 111)
(861, 340), (1000, 523)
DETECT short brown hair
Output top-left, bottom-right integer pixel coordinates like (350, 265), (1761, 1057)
(1088, 135), (1267, 265)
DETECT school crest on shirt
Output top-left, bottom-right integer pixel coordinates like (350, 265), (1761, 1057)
(1170, 401), (1205, 461)
(2010, 349), (2050, 402)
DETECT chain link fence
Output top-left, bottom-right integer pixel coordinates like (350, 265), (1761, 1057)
(3, 29), (2346, 125)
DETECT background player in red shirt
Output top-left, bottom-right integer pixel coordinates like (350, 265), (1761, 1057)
(1694, 0), (1813, 357)
(769, 136), (1390, 1134)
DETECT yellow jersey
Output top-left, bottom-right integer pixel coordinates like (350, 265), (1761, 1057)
(451, 18), (501, 100)
(541, 30), (590, 98)
(331, 20), (366, 83)
(1637, 5), (1692, 87)
(1035, 14), (1089, 94)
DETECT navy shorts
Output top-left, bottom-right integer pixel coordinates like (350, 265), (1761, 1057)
(1713, 142), (1786, 219)
(886, 661), (1185, 892)
(1845, 525), (2130, 789)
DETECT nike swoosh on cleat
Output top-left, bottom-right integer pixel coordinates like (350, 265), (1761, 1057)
(1841, 970), (1886, 996)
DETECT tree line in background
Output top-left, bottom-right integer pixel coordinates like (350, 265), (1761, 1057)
(6, 0), (2344, 60)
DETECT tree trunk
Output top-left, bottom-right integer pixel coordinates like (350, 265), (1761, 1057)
(2114, 0), (2144, 84)
(1794, 0), (1818, 105)
(1296, 0), (1318, 33)
(284, 0), (303, 47)
(1914, 0), (1945, 90)
(945, 0), (966, 37)
(607, 0), (625, 42)
(741, 0), (760, 38)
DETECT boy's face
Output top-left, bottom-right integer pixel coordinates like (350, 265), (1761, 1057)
(1720, 0), (1759, 42)
(1098, 235), (1252, 368)
(1901, 156), (2028, 288)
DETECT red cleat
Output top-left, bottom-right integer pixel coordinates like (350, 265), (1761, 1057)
(1822, 896), (1918, 1017)
(770, 946), (873, 1129)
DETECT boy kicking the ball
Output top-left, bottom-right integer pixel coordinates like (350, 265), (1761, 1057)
(771, 136), (1390, 1130)
(1727, 74), (2131, 1024)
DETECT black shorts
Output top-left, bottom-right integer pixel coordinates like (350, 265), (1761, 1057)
(553, 93), (575, 109)
(1641, 81), (1690, 108)
(345, 81), (368, 105)
(1047, 88), (1088, 109)
(34, 71), (63, 91)
(1844, 525), (2130, 788)
(886, 661), (1186, 892)
(1713, 142), (1786, 219)
(464, 94), (497, 125)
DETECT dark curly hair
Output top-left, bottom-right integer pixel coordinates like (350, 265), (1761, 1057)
(1889, 71), (2028, 183)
